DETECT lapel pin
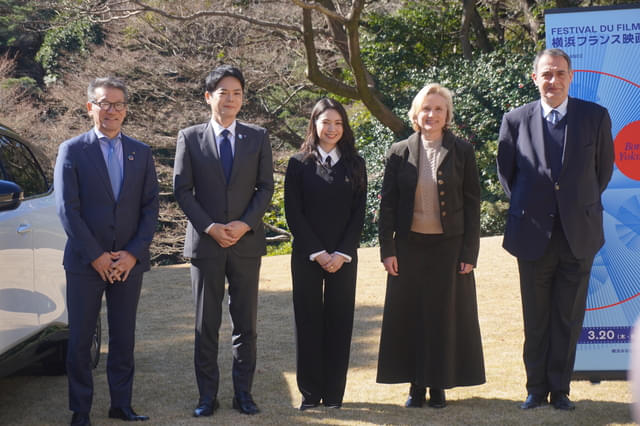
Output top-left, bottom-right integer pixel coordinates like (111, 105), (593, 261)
(128, 153), (135, 161)
(238, 134), (245, 140)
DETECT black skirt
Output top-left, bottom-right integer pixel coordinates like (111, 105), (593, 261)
(376, 232), (486, 388)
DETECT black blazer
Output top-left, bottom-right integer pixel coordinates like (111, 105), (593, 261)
(497, 97), (614, 260)
(173, 121), (274, 258)
(284, 152), (366, 258)
(378, 130), (481, 265)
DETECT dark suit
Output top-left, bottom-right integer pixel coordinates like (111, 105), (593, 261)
(497, 97), (614, 395)
(173, 121), (274, 403)
(54, 130), (159, 413)
(284, 152), (366, 405)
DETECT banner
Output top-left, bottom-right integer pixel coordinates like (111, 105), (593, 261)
(545, 4), (640, 380)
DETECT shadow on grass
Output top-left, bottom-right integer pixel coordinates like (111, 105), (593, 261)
(0, 261), (633, 425)
(278, 398), (632, 425)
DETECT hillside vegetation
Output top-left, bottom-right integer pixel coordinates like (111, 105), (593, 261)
(1, 0), (631, 264)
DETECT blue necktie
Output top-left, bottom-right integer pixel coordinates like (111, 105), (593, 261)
(548, 109), (559, 125)
(220, 129), (233, 182)
(106, 138), (122, 199)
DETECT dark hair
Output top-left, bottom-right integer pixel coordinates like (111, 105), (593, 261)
(205, 65), (245, 92)
(87, 77), (128, 102)
(301, 98), (365, 192)
(533, 48), (572, 73)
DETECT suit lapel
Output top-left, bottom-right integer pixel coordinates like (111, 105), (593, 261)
(83, 131), (117, 201)
(199, 122), (227, 183)
(407, 132), (420, 169)
(527, 101), (552, 180)
(405, 132), (421, 191)
(560, 97), (576, 177)
(229, 122), (251, 184)
(120, 135), (138, 200)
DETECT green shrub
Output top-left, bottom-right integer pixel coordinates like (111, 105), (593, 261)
(481, 200), (509, 237)
(36, 18), (103, 81)
(0, 76), (39, 94)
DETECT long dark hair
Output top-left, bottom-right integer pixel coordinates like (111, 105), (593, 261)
(300, 98), (365, 192)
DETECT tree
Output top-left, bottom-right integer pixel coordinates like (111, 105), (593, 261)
(47, 0), (409, 135)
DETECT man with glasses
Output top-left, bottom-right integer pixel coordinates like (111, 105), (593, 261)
(54, 77), (159, 425)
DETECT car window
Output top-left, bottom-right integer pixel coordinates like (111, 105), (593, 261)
(0, 134), (49, 197)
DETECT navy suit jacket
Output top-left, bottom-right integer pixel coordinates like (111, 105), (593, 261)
(497, 97), (614, 261)
(173, 121), (274, 258)
(54, 130), (159, 275)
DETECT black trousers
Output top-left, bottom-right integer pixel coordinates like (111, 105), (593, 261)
(66, 271), (143, 413)
(191, 254), (260, 405)
(291, 251), (357, 405)
(518, 225), (594, 395)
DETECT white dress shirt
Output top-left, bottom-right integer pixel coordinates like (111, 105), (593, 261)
(541, 97), (568, 122)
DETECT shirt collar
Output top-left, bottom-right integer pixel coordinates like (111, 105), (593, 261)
(211, 119), (237, 138)
(540, 97), (568, 119)
(94, 127), (122, 142)
(317, 145), (341, 164)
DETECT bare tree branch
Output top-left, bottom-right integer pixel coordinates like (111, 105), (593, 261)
(49, 0), (409, 136)
(58, 0), (303, 33)
(301, 8), (360, 99)
(291, 0), (346, 23)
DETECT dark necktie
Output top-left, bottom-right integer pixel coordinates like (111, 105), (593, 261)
(549, 109), (559, 125)
(104, 138), (122, 199)
(325, 156), (332, 168)
(220, 129), (233, 182)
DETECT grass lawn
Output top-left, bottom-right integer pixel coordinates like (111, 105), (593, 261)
(0, 236), (633, 425)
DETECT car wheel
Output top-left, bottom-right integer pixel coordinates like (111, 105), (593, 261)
(42, 315), (102, 374)
(90, 315), (102, 369)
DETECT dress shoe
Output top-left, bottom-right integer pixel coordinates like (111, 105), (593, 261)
(323, 402), (342, 409)
(551, 392), (575, 410)
(233, 391), (260, 415)
(520, 393), (547, 409)
(193, 399), (219, 417)
(299, 401), (320, 411)
(70, 412), (91, 426)
(108, 406), (149, 421)
(428, 388), (446, 408)
(405, 384), (426, 408)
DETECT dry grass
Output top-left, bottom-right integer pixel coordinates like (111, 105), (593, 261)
(0, 236), (633, 425)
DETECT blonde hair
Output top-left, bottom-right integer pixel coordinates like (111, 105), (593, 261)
(408, 83), (454, 132)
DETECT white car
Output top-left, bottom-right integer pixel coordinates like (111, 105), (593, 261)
(0, 123), (100, 377)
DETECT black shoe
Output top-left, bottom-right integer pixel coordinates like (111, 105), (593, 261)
(233, 391), (260, 415)
(70, 412), (91, 426)
(520, 393), (547, 409)
(428, 388), (446, 408)
(550, 392), (575, 410)
(193, 399), (219, 417)
(405, 384), (426, 408)
(108, 406), (149, 421)
(323, 402), (342, 409)
(299, 401), (320, 411)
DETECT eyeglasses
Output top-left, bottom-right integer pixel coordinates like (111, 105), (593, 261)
(92, 101), (127, 111)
